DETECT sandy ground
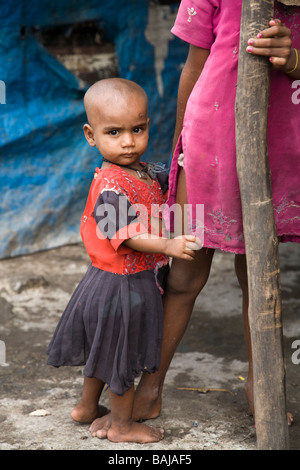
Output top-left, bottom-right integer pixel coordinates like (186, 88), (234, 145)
(0, 242), (299, 452)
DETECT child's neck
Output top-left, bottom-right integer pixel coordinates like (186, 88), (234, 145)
(102, 158), (150, 180)
(102, 157), (142, 170)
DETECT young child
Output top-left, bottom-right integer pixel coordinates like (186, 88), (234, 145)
(108, 0), (299, 429)
(47, 78), (201, 444)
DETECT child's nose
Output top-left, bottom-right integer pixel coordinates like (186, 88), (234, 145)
(121, 133), (134, 147)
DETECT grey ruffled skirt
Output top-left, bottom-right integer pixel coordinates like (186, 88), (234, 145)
(47, 263), (169, 396)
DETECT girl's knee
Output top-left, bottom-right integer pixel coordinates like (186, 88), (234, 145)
(167, 271), (208, 298)
(167, 250), (213, 299)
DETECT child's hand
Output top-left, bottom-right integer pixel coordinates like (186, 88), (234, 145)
(165, 235), (202, 261)
(246, 19), (293, 71)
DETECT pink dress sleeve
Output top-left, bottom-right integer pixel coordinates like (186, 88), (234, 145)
(171, 0), (217, 49)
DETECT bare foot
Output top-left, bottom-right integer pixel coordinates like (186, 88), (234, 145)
(90, 413), (112, 438)
(244, 379), (294, 426)
(71, 403), (109, 424)
(89, 389), (162, 437)
(107, 421), (164, 443)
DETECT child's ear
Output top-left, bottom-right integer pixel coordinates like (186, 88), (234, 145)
(83, 124), (96, 147)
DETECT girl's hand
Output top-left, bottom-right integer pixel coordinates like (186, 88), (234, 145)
(165, 235), (202, 261)
(246, 19), (294, 72)
(124, 233), (202, 260)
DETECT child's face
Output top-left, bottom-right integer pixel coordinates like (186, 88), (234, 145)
(84, 92), (150, 167)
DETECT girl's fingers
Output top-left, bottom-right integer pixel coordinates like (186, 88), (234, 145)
(185, 241), (201, 251)
(247, 43), (291, 59)
(269, 56), (291, 68)
(270, 18), (281, 26)
(258, 24), (290, 39)
(187, 237), (203, 250)
(184, 234), (196, 241)
(247, 45), (291, 68)
(248, 36), (292, 50)
(247, 18), (291, 51)
(259, 18), (287, 38)
(183, 235), (203, 249)
(247, 20), (292, 66)
(183, 250), (196, 260)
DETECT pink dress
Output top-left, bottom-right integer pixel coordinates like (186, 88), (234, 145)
(169, 0), (300, 254)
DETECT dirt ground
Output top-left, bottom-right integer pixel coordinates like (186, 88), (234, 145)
(0, 242), (299, 451)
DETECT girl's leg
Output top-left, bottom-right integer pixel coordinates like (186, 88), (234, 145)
(234, 254), (253, 413)
(133, 166), (215, 421)
(71, 375), (108, 423)
(105, 386), (164, 443)
(132, 248), (214, 421)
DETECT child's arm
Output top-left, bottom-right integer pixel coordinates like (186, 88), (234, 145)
(124, 234), (202, 262)
(172, 45), (210, 152)
(247, 19), (300, 79)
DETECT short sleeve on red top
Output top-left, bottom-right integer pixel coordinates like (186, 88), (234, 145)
(94, 190), (148, 252)
(171, 0), (217, 49)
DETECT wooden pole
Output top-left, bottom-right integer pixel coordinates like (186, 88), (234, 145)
(235, 0), (289, 450)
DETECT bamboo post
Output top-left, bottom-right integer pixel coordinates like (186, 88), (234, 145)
(235, 0), (289, 450)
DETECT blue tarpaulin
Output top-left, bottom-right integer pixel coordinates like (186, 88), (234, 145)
(0, 1), (187, 258)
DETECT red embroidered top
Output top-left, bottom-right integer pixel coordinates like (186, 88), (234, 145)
(80, 165), (169, 275)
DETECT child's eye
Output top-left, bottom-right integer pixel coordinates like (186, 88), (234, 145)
(109, 130), (119, 136)
(133, 127), (142, 133)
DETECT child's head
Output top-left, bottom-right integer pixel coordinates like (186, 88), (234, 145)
(83, 78), (150, 167)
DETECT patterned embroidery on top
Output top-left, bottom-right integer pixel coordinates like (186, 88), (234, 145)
(208, 209), (238, 234)
(187, 7), (197, 23)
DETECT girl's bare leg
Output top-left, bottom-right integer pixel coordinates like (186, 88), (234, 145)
(234, 254), (253, 412)
(71, 375), (108, 423)
(105, 386), (164, 443)
(133, 167), (214, 421)
(132, 248), (214, 421)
